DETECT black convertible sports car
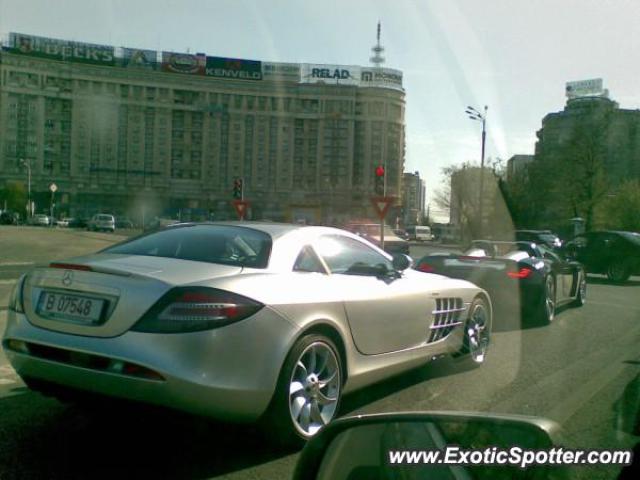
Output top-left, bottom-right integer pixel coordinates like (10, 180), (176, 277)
(415, 240), (587, 324)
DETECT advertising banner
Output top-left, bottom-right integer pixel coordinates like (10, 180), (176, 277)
(205, 56), (262, 80)
(565, 78), (604, 98)
(360, 68), (403, 90)
(8, 32), (115, 66)
(300, 64), (361, 86)
(161, 51), (206, 75)
(262, 62), (300, 80)
(120, 48), (158, 70)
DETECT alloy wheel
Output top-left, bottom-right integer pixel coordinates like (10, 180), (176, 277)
(288, 341), (341, 438)
(467, 302), (490, 363)
(545, 276), (556, 322)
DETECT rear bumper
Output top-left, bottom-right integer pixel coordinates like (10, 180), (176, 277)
(2, 307), (299, 422)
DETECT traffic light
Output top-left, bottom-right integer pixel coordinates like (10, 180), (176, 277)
(374, 165), (385, 195)
(233, 177), (243, 199)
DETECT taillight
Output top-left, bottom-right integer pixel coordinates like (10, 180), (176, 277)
(417, 263), (435, 273)
(507, 268), (534, 279)
(49, 263), (92, 271)
(132, 287), (264, 333)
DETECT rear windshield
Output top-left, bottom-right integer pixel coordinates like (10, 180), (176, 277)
(103, 225), (272, 268)
(97, 215), (114, 221)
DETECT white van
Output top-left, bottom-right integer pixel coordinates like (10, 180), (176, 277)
(406, 225), (433, 242)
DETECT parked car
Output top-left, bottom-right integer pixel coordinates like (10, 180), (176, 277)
(3, 223), (491, 445)
(0, 210), (21, 225)
(563, 230), (640, 283)
(56, 218), (72, 228)
(343, 222), (410, 255)
(29, 214), (51, 227)
(393, 228), (409, 240)
(115, 217), (134, 229)
(73, 218), (88, 228)
(406, 225), (434, 242)
(514, 230), (562, 249)
(415, 240), (586, 324)
(87, 214), (116, 232)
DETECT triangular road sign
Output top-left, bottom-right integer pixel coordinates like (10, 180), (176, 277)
(231, 200), (250, 219)
(370, 196), (394, 219)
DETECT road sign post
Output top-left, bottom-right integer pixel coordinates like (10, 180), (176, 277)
(232, 200), (250, 220)
(49, 183), (58, 227)
(371, 196), (395, 249)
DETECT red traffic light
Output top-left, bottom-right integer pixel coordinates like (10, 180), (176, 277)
(375, 165), (385, 177)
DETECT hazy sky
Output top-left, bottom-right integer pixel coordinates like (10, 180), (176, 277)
(2, 0), (639, 220)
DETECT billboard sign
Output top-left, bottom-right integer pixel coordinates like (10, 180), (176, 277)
(566, 78), (604, 98)
(360, 68), (403, 90)
(262, 62), (300, 80)
(161, 51), (205, 75)
(120, 48), (158, 69)
(300, 64), (360, 86)
(8, 32), (115, 65)
(205, 56), (262, 80)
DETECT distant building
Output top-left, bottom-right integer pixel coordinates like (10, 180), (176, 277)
(506, 154), (534, 181)
(449, 166), (507, 239)
(401, 171), (425, 226)
(534, 80), (640, 187)
(0, 32), (406, 223)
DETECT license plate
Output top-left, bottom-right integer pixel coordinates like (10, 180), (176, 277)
(37, 291), (105, 324)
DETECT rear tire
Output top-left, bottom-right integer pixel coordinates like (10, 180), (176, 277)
(571, 273), (587, 307)
(538, 275), (556, 325)
(261, 334), (342, 449)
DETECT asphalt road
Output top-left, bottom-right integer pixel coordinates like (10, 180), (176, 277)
(0, 227), (638, 479)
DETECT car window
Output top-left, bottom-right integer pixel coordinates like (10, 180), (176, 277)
(293, 246), (327, 274)
(104, 225), (272, 268)
(537, 244), (561, 262)
(569, 235), (588, 248)
(315, 234), (392, 275)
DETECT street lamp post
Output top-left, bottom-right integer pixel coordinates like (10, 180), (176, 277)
(20, 159), (32, 218)
(465, 105), (488, 238)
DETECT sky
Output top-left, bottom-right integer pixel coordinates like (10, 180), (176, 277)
(1, 0), (639, 221)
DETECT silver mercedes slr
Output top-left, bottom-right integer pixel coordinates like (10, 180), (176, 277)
(3, 222), (491, 444)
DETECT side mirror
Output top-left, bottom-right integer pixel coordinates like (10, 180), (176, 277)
(392, 254), (412, 271)
(294, 412), (565, 480)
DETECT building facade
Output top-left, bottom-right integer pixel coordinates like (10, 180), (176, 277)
(506, 154), (534, 181)
(401, 171), (425, 226)
(534, 93), (640, 187)
(0, 33), (406, 224)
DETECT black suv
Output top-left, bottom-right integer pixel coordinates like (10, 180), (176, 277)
(563, 230), (640, 282)
(0, 211), (20, 225)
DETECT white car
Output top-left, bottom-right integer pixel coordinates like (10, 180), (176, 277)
(88, 214), (116, 233)
(30, 214), (51, 227)
(3, 222), (491, 446)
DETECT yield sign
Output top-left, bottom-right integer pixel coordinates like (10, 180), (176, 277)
(370, 196), (395, 219)
(231, 200), (250, 219)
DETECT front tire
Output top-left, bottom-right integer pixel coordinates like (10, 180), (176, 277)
(607, 259), (630, 283)
(262, 334), (342, 448)
(453, 296), (491, 368)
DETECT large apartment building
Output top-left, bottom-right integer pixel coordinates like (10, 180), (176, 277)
(0, 32), (406, 223)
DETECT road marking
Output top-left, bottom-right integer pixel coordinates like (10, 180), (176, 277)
(0, 279), (17, 285)
(0, 262), (34, 267)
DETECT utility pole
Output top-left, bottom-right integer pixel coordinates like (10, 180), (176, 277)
(465, 105), (488, 238)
